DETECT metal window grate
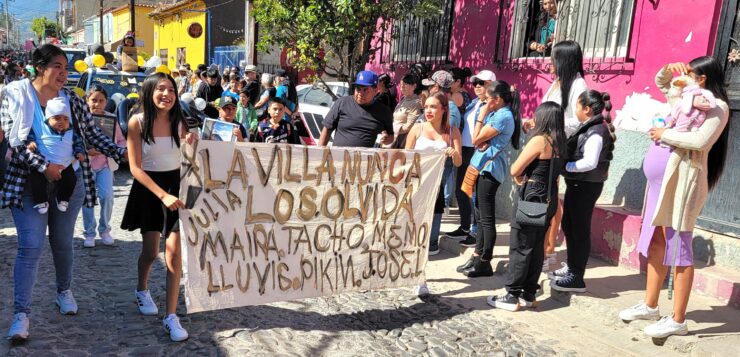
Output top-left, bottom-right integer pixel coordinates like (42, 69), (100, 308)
(382, 0), (455, 64)
(496, 0), (636, 66)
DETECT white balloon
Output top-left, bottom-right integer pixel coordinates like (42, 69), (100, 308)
(180, 92), (194, 102)
(144, 56), (162, 68)
(110, 93), (125, 105)
(84, 56), (93, 67)
(194, 97), (207, 111)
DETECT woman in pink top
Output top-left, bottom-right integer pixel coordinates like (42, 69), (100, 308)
(81, 85), (126, 248)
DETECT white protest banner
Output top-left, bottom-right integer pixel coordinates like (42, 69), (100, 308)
(178, 141), (445, 313)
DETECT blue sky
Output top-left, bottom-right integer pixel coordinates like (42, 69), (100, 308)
(7, 0), (60, 41)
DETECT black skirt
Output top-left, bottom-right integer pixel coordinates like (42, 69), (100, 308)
(121, 169), (180, 235)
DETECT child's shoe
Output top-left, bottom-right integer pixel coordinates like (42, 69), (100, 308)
(57, 200), (69, 212)
(33, 202), (49, 214)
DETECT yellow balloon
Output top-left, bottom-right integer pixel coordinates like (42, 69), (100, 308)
(126, 92), (139, 99)
(74, 60), (88, 73)
(92, 54), (106, 68)
(137, 55), (145, 66)
(155, 65), (171, 75)
(72, 87), (86, 98)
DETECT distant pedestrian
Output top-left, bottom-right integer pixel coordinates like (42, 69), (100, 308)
(549, 90), (615, 293)
(488, 102), (565, 311)
(196, 68), (223, 118)
(619, 57), (729, 338)
(389, 72), (422, 148)
(256, 97), (296, 144)
(255, 73), (276, 113)
(318, 70), (394, 148)
(1, 44), (125, 342)
(236, 87), (259, 134)
(120, 72), (195, 342)
(81, 85), (127, 248)
(450, 67), (473, 115)
(375, 73), (397, 112)
(215, 95), (248, 142)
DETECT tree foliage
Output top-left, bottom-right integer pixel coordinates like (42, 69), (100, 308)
(252, 0), (443, 82)
(31, 17), (62, 41)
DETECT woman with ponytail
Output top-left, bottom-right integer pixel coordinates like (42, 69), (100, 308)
(549, 90), (615, 293)
(458, 81), (521, 277)
(619, 57), (729, 338)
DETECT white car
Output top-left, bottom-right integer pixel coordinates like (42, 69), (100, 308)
(294, 82), (349, 145)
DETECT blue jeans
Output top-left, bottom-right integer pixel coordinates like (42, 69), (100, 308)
(444, 169), (456, 206)
(82, 167), (114, 237)
(430, 159), (454, 247)
(11, 168), (84, 314)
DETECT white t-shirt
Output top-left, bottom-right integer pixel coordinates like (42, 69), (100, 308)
(542, 74), (588, 138)
(461, 100), (483, 147)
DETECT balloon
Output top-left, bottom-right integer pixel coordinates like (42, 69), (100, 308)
(137, 55), (145, 66)
(144, 56), (162, 68)
(74, 60), (87, 73)
(72, 87), (86, 98)
(92, 54), (105, 68)
(126, 92), (140, 99)
(155, 65), (171, 75)
(111, 93), (125, 106)
(84, 56), (93, 67)
(194, 97), (207, 111)
(180, 92), (194, 102)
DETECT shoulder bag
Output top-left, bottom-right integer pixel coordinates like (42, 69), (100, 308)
(515, 153), (555, 227)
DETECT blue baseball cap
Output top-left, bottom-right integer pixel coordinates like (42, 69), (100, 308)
(353, 70), (378, 87)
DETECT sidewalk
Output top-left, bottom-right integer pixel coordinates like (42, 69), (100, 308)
(430, 212), (740, 356)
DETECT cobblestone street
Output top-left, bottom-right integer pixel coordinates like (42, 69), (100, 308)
(0, 171), (735, 356)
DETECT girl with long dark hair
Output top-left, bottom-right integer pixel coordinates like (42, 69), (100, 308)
(458, 81), (521, 277)
(550, 90), (615, 293)
(121, 72), (195, 342)
(489, 101), (566, 310)
(619, 57), (730, 338)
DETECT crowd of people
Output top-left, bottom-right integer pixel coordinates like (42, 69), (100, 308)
(0, 39), (730, 344)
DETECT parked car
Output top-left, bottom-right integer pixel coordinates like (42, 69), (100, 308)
(62, 47), (87, 88)
(293, 81), (349, 145)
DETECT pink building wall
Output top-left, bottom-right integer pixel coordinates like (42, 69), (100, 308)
(367, 0), (724, 118)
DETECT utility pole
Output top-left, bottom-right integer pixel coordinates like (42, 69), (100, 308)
(99, 0), (104, 46)
(4, 0), (10, 49)
(130, 0), (135, 33)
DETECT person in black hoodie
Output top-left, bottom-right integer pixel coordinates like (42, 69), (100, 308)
(550, 90), (615, 293)
(196, 68), (224, 118)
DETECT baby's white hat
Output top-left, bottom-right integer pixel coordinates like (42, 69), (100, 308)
(45, 97), (71, 120)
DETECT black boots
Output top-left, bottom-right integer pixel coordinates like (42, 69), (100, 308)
(463, 258), (493, 277)
(456, 255), (478, 273)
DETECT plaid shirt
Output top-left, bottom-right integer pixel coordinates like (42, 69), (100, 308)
(0, 86), (125, 209)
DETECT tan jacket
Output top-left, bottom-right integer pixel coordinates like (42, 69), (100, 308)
(651, 67), (729, 231)
(392, 94), (422, 135)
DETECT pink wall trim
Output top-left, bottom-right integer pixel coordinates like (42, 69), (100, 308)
(367, 0), (725, 118)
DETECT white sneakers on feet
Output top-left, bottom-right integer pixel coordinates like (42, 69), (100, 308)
(33, 202), (49, 214)
(135, 290), (159, 316)
(644, 316), (688, 338)
(83, 235), (96, 248)
(163, 314), (189, 342)
(6, 313), (29, 341)
(100, 232), (114, 246)
(619, 301), (660, 321)
(56, 290), (78, 315)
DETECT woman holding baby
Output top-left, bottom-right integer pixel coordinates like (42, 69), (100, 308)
(0, 44), (125, 341)
(618, 57), (729, 338)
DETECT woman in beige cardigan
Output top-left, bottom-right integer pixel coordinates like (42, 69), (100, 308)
(619, 56), (730, 338)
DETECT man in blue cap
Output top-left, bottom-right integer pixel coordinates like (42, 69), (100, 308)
(318, 70), (394, 147)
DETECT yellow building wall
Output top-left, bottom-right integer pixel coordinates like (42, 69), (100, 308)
(111, 6), (156, 57)
(153, 4), (207, 70)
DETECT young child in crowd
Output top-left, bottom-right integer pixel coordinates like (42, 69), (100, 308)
(25, 97), (85, 214)
(81, 85), (127, 247)
(257, 98), (294, 143)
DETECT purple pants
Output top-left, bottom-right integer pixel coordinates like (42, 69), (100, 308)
(637, 144), (694, 266)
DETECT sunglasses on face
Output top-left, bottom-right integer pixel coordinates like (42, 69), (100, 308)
(473, 79), (486, 87)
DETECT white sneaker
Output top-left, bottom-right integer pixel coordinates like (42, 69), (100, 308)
(644, 316), (688, 338)
(163, 314), (189, 342)
(56, 290), (78, 315)
(135, 290), (159, 316)
(548, 262), (569, 279)
(415, 283), (430, 297)
(6, 313), (29, 341)
(100, 232), (114, 246)
(34, 202), (49, 214)
(619, 301), (660, 321)
(57, 200), (69, 212)
(83, 235), (95, 248)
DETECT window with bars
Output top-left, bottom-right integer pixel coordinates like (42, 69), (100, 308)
(386, 0), (455, 63)
(503, 0), (636, 62)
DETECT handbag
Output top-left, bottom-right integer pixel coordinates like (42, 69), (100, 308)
(460, 152), (499, 198)
(515, 154), (555, 227)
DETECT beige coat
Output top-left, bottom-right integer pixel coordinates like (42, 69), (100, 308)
(651, 67), (730, 231)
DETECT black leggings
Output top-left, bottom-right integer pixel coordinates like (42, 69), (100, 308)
(561, 179), (604, 277)
(474, 173), (501, 261)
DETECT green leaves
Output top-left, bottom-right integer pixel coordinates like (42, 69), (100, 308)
(251, 0), (441, 81)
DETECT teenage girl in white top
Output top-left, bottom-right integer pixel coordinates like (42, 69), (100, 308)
(121, 72), (196, 342)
